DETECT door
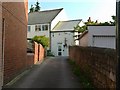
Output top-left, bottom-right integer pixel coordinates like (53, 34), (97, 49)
(57, 43), (63, 56)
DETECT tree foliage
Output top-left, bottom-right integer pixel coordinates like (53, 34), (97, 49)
(34, 1), (40, 12)
(32, 36), (49, 48)
(29, 1), (41, 13)
(29, 5), (34, 13)
(74, 25), (87, 33)
(74, 16), (116, 33)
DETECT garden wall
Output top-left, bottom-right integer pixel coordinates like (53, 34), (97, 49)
(34, 42), (45, 64)
(27, 42), (45, 66)
(69, 46), (116, 89)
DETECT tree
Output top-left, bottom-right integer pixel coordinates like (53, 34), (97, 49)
(29, 5), (34, 13)
(112, 15), (116, 22)
(74, 25), (87, 33)
(34, 1), (40, 12)
(110, 15), (116, 25)
(32, 36), (49, 48)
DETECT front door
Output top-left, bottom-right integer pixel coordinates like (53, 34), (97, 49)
(57, 43), (63, 56)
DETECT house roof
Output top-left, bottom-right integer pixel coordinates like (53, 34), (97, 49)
(52, 19), (82, 32)
(28, 8), (63, 25)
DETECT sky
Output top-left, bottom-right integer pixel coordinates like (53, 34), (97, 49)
(28, 0), (116, 23)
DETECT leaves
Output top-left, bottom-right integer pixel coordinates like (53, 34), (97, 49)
(34, 1), (40, 12)
(29, 5), (34, 13)
(74, 25), (87, 33)
(29, 1), (41, 13)
(32, 36), (49, 48)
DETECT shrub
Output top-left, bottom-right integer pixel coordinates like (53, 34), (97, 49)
(32, 36), (49, 48)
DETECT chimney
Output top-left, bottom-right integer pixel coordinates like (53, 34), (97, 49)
(87, 17), (91, 22)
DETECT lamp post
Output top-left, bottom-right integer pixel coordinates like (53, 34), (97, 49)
(116, 0), (120, 89)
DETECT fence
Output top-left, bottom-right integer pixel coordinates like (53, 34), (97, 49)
(69, 46), (116, 89)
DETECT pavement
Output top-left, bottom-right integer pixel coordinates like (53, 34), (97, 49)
(3, 56), (82, 88)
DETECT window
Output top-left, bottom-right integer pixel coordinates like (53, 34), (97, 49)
(28, 26), (31, 32)
(42, 25), (48, 31)
(57, 43), (62, 56)
(52, 33), (54, 37)
(64, 32), (67, 34)
(35, 25), (41, 31)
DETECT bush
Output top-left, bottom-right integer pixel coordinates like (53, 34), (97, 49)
(32, 36), (49, 48)
(47, 50), (54, 57)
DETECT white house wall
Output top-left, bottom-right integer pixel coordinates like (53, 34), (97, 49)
(51, 9), (68, 30)
(74, 32), (79, 45)
(88, 26), (116, 49)
(51, 32), (74, 56)
(74, 22), (84, 45)
(78, 21), (85, 27)
(27, 24), (50, 39)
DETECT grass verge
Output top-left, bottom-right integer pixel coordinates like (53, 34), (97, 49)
(69, 60), (95, 90)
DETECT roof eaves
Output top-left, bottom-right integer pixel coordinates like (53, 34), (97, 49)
(51, 30), (74, 33)
(50, 8), (63, 22)
(60, 19), (82, 23)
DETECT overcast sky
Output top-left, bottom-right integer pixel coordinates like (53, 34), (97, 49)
(28, 0), (116, 22)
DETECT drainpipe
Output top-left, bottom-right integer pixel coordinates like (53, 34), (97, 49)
(49, 23), (51, 51)
(116, 0), (120, 89)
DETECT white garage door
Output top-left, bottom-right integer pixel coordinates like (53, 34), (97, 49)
(93, 36), (115, 49)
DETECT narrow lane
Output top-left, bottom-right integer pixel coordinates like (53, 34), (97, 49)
(5, 57), (82, 88)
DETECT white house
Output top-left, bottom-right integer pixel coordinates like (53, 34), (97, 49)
(51, 19), (83, 56)
(28, 8), (68, 50)
(27, 8), (67, 38)
(28, 8), (84, 56)
(79, 26), (116, 49)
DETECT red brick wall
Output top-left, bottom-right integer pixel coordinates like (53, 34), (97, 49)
(27, 53), (34, 67)
(2, 1), (28, 84)
(33, 42), (45, 64)
(34, 42), (39, 64)
(69, 46), (116, 89)
(38, 44), (44, 62)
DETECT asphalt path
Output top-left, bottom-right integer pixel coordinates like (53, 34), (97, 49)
(4, 57), (82, 88)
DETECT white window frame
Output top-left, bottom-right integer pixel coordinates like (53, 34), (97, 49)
(42, 24), (49, 31)
(35, 24), (41, 32)
(35, 24), (49, 32)
(28, 26), (31, 32)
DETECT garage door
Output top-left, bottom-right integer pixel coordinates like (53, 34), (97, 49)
(93, 36), (115, 49)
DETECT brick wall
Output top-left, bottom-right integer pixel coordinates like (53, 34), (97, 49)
(38, 44), (44, 62)
(69, 46), (116, 89)
(0, 2), (3, 88)
(34, 42), (39, 64)
(2, 1), (28, 84)
(27, 53), (34, 67)
(34, 42), (45, 64)
(27, 42), (45, 67)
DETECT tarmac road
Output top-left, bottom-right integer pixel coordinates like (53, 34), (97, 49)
(4, 56), (82, 88)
